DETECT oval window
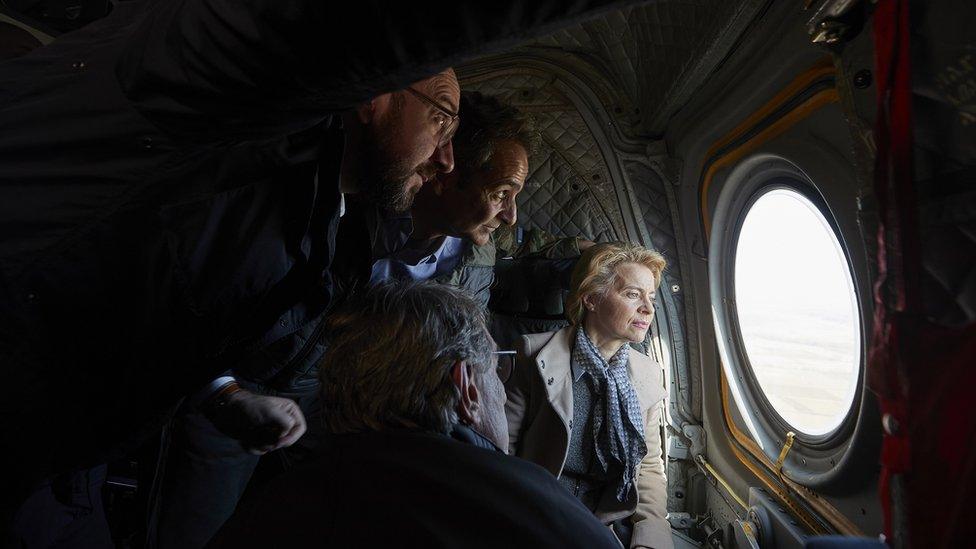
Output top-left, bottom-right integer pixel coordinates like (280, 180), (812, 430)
(733, 188), (860, 436)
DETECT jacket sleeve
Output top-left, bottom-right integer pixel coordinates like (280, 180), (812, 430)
(513, 228), (582, 259)
(504, 335), (535, 456)
(631, 399), (674, 549)
(495, 226), (584, 260)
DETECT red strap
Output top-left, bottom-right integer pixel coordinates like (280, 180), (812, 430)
(870, 0), (915, 541)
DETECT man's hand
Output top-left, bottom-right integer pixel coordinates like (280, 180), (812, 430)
(207, 389), (307, 455)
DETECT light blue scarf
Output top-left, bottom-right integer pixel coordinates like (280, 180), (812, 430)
(572, 328), (647, 502)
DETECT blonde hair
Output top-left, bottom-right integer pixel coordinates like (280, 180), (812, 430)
(565, 242), (666, 325)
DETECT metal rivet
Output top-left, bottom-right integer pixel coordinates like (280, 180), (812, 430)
(853, 69), (872, 89)
(141, 137), (153, 150)
(882, 413), (900, 435)
(671, 284), (680, 293)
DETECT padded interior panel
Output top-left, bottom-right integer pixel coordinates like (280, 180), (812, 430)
(465, 71), (625, 242)
(532, 0), (745, 136)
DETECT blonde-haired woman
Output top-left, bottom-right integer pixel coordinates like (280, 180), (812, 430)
(505, 242), (673, 549)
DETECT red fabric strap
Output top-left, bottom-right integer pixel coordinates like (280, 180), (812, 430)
(870, 0), (914, 541)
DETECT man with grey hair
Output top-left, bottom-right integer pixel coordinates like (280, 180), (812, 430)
(209, 281), (619, 548)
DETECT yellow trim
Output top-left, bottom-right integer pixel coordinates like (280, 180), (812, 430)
(720, 375), (830, 535)
(696, 454), (748, 510)
(699, 58), (838, 235)
(720, 373), (864, 536)
(703, 58), (864, 536)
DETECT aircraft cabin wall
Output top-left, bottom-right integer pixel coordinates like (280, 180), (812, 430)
(669, 0), (884, 544)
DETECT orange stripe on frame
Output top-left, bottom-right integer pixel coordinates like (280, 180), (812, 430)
(699, 58), (838, 236)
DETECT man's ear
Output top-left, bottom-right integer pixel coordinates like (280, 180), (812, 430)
(354, 97), (378, 125)
(451, 361), (481, 426)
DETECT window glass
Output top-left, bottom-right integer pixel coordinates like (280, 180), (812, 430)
(734, 188), (860, 436)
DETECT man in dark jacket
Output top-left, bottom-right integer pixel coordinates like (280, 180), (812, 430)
(6, 53), (460, 549)
(145, 65), (461, 545)
(209, 281), (621, 549)
(144, 69), (459, 549)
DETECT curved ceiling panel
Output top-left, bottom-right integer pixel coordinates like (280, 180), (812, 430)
(527, 0), (764, 136)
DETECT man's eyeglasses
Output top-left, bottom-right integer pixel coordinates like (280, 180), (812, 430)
(493, 350), (516, 384)
(404, 87), (459, 148)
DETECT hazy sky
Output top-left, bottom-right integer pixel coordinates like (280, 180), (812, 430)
(732, 189), (861, 435)
(735, 190), (855, 313)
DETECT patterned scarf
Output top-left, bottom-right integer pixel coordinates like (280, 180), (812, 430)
(572, 328), (647, 502)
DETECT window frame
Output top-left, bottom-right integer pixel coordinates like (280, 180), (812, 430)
(708, 155), (877, 490)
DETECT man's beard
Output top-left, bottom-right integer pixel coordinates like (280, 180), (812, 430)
(360, 126), (427, 213)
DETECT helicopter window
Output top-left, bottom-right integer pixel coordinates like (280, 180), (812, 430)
(732, 187), (860, 436)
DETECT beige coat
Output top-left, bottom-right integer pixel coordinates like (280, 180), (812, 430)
(505, 326), (674, 549)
